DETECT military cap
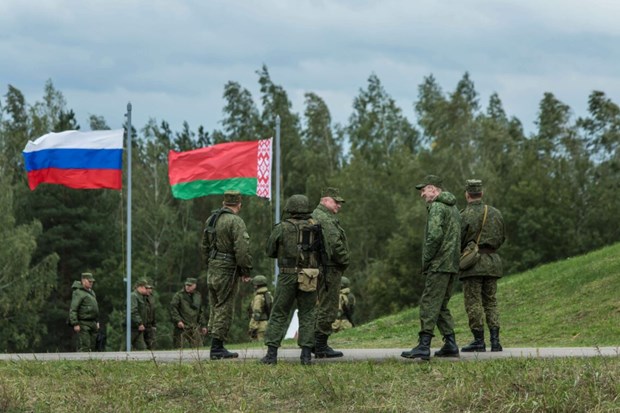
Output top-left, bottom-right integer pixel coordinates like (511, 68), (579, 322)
(81, 272), (95, 281)
(223, 190), (241, 205)
(184, 277), (198, 285)
(252, 275), (268, 286)
(465, 179), (483, 194)
(321, 187), (345, 203)
(415, 175), (443, 190)
(341, 276), (350, 288)
(135, 278), (150, 288)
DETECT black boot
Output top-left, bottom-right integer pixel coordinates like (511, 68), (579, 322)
(401, 333), (432, 360)
(260, 345), (278, 364)
(210, 337), (239, 360)
(490, 327), (503, 352)
(314, 332), (344, 358)
(300, 347), (313, 365)
(461, 329), (486, 352)
(434, 333), (459, 357)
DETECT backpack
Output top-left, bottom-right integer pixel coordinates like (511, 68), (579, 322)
(281, 218), (321, 269)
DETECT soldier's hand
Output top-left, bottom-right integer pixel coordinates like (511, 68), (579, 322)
(73, 325), (81, 333)
(96, 322), (100, 330)
(241, 275), (251, 283)
(177, 321), (185, 329)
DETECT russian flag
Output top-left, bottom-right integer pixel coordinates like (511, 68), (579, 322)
(23, 130), (124, 190)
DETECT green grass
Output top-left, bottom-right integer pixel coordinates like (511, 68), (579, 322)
(2, 243), (620, 412)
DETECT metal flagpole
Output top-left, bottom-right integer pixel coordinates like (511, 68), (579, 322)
(274, 115), (281, 283)
(125, 103), (133, 352)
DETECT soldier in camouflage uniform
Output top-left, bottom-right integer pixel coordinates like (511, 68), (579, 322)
(332, 276), (356, 333)
(201, 190), (252, 360)
(459, 179), (506, 352)
(129, 279), (151, 350)
(248, 275), (272, 341)
(170, 277), (208, 348)
(402, 175), (461, 360)
(143, 282), (157, 350)
(312, 187), (350, 358)
(261, 194), (323, 365)
(69, 272), (99, 352)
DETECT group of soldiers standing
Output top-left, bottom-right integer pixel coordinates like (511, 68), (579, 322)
(70, 175), (502, 361)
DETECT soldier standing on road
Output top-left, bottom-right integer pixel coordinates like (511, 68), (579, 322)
(312, 187), (350, 358)
(129, 279), (151, 351)
(459, 179), (507, 352)
(261, 194), (324, 365)
(248, 275), (272, 342)
(201, 190), (252, 360)
(69, 272), (99, 352)
(332, 276), (356, 333)
(402, 175), (461, 361)
(170, 277), (208, 348)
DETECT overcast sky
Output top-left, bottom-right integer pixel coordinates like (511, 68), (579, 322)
(2, 0), (620, 137)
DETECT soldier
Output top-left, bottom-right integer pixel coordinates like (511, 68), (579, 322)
(402, 175), (461, 360)
(68, 272), (100, 352)
(248, 275), (272, 341)
(312, 187), (350, 358)
(261, 194), (324, 365)
(169, 277), (208, 348)
(201, 190), (252, 360)
(459, 179), (507, 352)
(143, 282), (157, 350)
(129, 279), (151, 350)
(332, 276), (356, 333)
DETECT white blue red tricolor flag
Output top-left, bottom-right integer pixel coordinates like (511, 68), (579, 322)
(22, 129), (124, 190)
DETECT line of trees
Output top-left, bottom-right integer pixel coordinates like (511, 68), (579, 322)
(1, 66), (619, 352)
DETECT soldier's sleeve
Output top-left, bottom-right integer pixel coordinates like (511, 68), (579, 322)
(199, 294), (209, 327)
(265, 224), (280, 259)
(69, 292), (82, 326)
(169, 293), (182, 324)
(233, 217), (253, 274)
(130, 293), (142, 327)
(200, 219), (210, 266)
(423, 203), (446, 269)
(252, 294), (264, 321)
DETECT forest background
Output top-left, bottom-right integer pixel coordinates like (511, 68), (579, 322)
(1, 65), (619, 352)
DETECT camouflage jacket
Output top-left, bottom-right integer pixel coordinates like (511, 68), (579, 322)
(459, 199), (506, 279)
(169, 289), (207, 328)
(312, 204), (350, 270)
(201, 207), (252, 275)
(130, 290), (149, 328)
(422, 191), (461, 274)
(69, 281), (99, 325)
(250, 287), (272, 321)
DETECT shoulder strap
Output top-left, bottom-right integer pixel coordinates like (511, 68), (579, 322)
(475, 205), (489, 245)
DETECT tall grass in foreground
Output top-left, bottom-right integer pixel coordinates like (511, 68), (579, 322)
(1, 358), (618, 412)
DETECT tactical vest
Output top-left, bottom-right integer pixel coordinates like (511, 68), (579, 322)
(279, 218), (321, 270)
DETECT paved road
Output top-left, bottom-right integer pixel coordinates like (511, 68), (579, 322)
(0, 347), (618, 363)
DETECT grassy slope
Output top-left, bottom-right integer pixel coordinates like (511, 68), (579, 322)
(326, 242), (620, 349)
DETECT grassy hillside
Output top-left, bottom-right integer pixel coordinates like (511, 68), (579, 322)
(327, 242), (620, 349)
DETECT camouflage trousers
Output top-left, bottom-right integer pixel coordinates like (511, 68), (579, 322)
(462, 276), (500, 330)
(419, 271), (457, 337)
(130, 329), (147, 351)
(315, 268), (344, 336)
(264, 272), (316, 348)
(144, 326), (156, 350)
(173, 326), (205, 348)
(75, 321), (98, 352)
(207, 267), (240, 341)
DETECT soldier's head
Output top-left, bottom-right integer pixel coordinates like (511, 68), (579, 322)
(135, 278), (151, 295)
(223, 190), (242, 211)
(465, 179), (483, 201)
(340, 276), (350, 289)
(184, 277), (197, 293)
(415, 175), (443, 203)
(252, 275), (268, 288)
(284, 194), (311, 215)
(81, 272), (95, 289)
(320, 187), (345, 214)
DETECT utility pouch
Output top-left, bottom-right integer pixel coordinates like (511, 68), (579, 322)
(459, 241), (480, 270)
(297, 268), (319, 292)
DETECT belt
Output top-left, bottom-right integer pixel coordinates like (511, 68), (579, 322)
(212, 252), (235, 262)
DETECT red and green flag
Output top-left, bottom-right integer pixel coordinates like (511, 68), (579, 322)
(168, 139), (272, 200)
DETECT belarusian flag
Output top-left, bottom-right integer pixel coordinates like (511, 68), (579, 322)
(168, 138), (272, 200)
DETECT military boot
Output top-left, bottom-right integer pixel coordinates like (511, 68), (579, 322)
(434, 333), (459, 357)
(260, 345), (278, 365)
(489, 327), (503, 352)
(210, 337), (239, 360)
(300, 347), (313, 365)
(461, 329), (486, 352)
(314, 332), (344, 358)
(401, 333), (432, 361)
